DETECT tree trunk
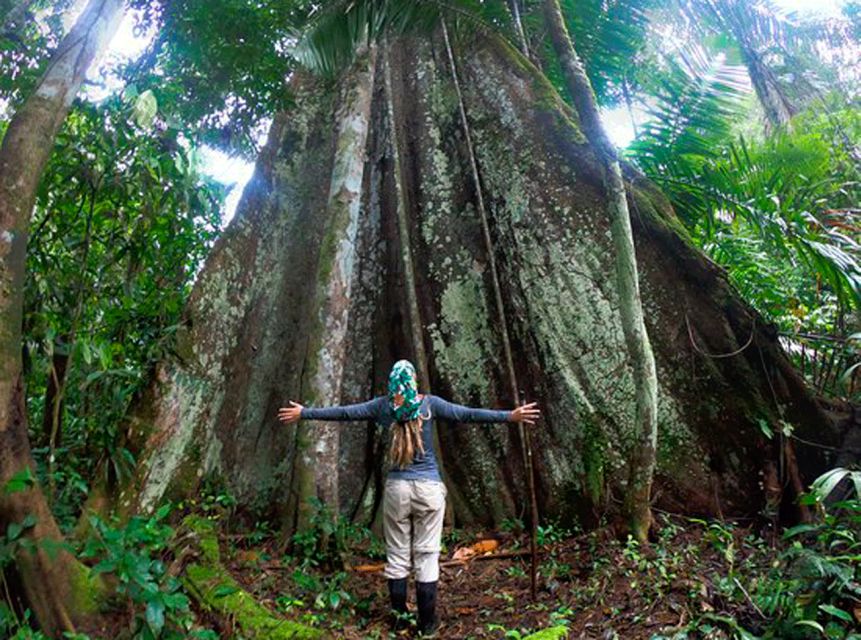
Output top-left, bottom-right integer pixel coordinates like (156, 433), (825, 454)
(41, 346), (69, 447)
(290, 48), (377, 537)
(542, 0), (658, 541)
(103, 32), (837, 538)
(738, 42), (795, 129)
(0, 0), (122, 633)
(506, 0), (530, 60)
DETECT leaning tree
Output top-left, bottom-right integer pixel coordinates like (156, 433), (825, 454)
(0, 0), (124, 634)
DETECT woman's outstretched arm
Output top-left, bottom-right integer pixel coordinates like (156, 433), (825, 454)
(429, 396), (540, 424)
(278, 396), (386, 424)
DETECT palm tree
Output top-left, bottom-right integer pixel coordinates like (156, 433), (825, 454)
(675, 0), (802, 128)
(629, 50), (861, 310)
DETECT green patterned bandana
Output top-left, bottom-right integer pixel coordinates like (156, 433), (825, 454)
(388, 360), (421, 422)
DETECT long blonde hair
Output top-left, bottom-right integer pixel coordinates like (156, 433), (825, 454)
(390, 406), (431, 469)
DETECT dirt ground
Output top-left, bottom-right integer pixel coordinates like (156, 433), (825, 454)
(222, 514), (770, 639)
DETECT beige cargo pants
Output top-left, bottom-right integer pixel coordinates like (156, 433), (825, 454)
(382, 478), (447, 582)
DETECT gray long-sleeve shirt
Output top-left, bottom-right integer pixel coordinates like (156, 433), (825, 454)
(300, 394), (511, 481)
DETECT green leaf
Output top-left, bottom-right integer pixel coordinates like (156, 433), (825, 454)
(4, 468), (35, 494)
(145, 599), (165, 634)
(7, 514), (36, 541)
(794, 619), (825, 633)
(212, 584), (240, 599)
(757, 418), (774, 439)
(155, 503), (172, 521)
(819, 604), (853, 622)
(134, 90), (159, 129)
(783, 523), (820, 539)
(811, 468), (850, 502)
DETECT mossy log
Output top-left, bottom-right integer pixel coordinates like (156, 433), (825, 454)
(106, 31), (838, 532)
(180, 516), (321, 639)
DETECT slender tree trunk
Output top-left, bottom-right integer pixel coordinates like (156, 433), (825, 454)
(292, 49), (377, 536)
(0, 0), (122, 632)
(41, 346), (69, 446)
(506, 0), (530, 59)
(542, 0), (659, 542)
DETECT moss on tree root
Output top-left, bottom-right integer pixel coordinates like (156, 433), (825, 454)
(523, 626), (570, 639)
(180, 516), (321, 639)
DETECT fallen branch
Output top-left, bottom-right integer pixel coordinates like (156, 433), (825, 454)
(349, 549), (541, 573)
(441, 549), (540, 567)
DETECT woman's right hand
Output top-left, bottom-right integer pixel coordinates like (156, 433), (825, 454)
(278, 401), (304, 424)
(510, 402), (540, 425)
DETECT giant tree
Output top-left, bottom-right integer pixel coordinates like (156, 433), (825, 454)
(100, 10), (838, 551)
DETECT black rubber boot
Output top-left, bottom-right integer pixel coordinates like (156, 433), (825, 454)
(388, 578), (408, 630)
(416, 580), (439, 637)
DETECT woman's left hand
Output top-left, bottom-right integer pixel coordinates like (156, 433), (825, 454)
(278, 401), (304, 424)
(510, 402), (541, 424)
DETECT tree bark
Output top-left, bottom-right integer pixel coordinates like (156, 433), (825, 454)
(0, 0), (122, 633)
(291, 48), (377, 536)
(41, 346), (69, 447)
(542, 0), (659, 542)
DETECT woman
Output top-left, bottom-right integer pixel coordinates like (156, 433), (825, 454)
(278, 359), (540, 637)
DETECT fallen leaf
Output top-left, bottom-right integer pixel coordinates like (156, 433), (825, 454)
(452, 539), (500, 561)
(473, 539), (499, 554)
(236, 550), (260, 564)
(452, 547), (476, 561)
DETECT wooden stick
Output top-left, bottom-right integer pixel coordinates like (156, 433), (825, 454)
(441, 549), (539, 568)
(347, 549), (542, 573)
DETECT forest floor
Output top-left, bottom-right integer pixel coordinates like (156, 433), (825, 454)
(218, 512), (786, 639)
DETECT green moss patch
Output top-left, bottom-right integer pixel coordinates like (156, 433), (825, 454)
(181, 516), (321, 639)
(523, 626), (570, 639)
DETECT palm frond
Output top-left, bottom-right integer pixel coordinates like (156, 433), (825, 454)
(631, 68), (861, 308)
(627, 45), (749, 188)
(678, 0), (805, 55)
(292, 0), (511, 77)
